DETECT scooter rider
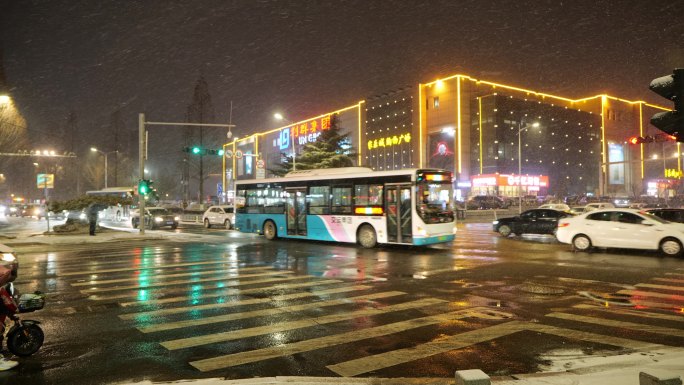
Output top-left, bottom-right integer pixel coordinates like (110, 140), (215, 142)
(0, 266), (19, 370)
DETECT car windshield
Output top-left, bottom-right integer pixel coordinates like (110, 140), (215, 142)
(148, 208), (169, 215)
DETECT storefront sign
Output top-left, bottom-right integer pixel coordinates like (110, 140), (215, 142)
(472, 174), (549, 188)
(367, 133), (412, 150)
(279, 115), (332, 150)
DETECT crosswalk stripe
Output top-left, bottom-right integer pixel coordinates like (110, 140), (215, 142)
(189, 309), (472, 372)
(96, 276), (311, 303)
(142, 289), (402, 334)
(616, 289), (684, 303)
(654, 277), (684, 284)
(162, 297), (445, 350)
(119, 281), (348, 320)
(635, 283), (684, 293)
(80, 270), (294, 293)
(545, 312), (684, 337)
(327, 319), (668, 377)
(71, 266), (268, 286)
(572, 304), (684, 322)
(61, 260), (249, 276)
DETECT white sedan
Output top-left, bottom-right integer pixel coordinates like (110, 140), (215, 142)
(556, 208), (684, 257)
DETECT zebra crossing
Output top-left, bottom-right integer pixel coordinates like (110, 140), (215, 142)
(47, 243), (684, 377)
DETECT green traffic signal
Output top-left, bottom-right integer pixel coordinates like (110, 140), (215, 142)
(192, 147), (201, 154)
(138, 179), (153, 195)
(218, 149), (224, 156)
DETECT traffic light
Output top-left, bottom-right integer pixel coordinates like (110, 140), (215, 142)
(649, 68), (684, 140)
(206, 149), (225, 156)
(182, 146), (205, 154)
(138, 179), (151, 195)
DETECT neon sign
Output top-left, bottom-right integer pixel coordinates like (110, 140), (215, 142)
(367, 133), (411, 150)
(279, 115), (332, 150)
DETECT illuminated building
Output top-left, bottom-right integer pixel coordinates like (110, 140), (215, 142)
(222, 74), (673, 202)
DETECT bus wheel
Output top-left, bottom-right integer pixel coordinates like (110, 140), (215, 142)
(358, 225), (377, 248)
(263, 221), (277, 240)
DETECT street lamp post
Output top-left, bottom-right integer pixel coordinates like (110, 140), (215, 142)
(517, 120), (540, 214)
(274, 113), (296, 171)
(91, 148), (117, 189)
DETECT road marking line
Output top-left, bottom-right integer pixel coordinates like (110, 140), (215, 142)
(189, 309), (471, 372)
(616, 290), (684, 303)
(80, 270), (294, 293)
(118, 281), (348, 320)
(143, 290), (402, 334)
(61, 260), (254, 276)
(572, 304), (684, 322)
(327, 319), (667, 377)
(162, 297), (444, 350)
(95, 276), (312, 303)
(635, 283), (684, 293)
(665, 272), (684, 277)
(654, 277), (684, 284)
(545, 312), (684, 337)
(71, 266), (267, 286)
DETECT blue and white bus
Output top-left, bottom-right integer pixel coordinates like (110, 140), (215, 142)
(234, 167), (456, 248)
(85, 187), (135, 222)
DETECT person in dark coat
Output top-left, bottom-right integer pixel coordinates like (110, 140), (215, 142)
(86, 203), (103, 236)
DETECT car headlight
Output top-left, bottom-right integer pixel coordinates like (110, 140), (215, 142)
(9, 207), (17, 213)
(174, 216), (180, 221)
(492, 220), (499, 225)
(79, 213), (86, 220)
(1, 253), (16, 263)
(154, 217), (163, 222)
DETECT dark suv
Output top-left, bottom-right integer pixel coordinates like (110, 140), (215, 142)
(466, 195), (511, 210)
(644, 208), (684, 223)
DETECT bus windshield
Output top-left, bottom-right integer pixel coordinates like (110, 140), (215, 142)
(417, 181), (454, 224)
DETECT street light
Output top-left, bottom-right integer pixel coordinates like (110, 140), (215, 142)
(517, 120), (540, 214)
(274, 112), (296, 171)
(90, 147), (118, 189)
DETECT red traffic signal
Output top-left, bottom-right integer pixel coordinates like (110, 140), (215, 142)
(628, 136), (641, 145)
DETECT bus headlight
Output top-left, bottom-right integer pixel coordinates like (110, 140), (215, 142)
(452, 226), (457, 234)
(416, 226), (427, 236)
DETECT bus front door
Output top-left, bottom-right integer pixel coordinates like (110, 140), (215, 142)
(385, 184), (412, 243)
(286, 188), (307, 236)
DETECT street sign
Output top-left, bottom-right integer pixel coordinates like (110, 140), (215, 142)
(256, 159), (265, 169)
(256, 168), (265, 179)
(36, 174), (54, 189)
(224, 150), (233, 159)
(235, 150), (243, 159)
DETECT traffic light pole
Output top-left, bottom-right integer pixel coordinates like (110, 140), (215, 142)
(137, 113), (235, 234)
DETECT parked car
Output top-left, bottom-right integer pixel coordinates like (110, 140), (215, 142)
(467, 196), (511, 210)
(556, 208), (684, 256)
(613, 196), (632, 207)
(18, 204), (45, 219)
(538, 203), (571, 212)
(131, 207), (179, 230)
(569, 206), (588, 215)
(492, 208), (574, 237)
(0, 243), (19, 283)
(202, 205), (235, 229)
(644, 208), (684, 223)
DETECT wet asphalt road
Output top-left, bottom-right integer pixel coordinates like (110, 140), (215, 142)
(1, 219), (684, 384)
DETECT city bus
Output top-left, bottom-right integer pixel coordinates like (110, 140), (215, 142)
(234, 167), (456, 248)
(85, 186), (135, 222)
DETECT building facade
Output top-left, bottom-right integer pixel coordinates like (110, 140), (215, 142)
(223, 73), (675, 202)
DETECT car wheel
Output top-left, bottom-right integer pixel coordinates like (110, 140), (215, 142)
(224, 219), (231, 229)
(498, 225), (512, 237)
(171, 224), (178, 230)
(659, 237), (683, 257)
(263, 220), (277, 240)
(204, 219), (211, 229)
(572, 234), (592, 252)
(358, 224), (377, 248)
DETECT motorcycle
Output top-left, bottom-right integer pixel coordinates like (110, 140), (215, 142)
(3, 283), (45, 357)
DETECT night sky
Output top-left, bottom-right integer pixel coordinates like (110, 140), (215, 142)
(2, 0), (684, 146)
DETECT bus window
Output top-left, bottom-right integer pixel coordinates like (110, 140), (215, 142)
(354, 184), (383, 206)
(307, 186), (330, 215)
(332, 186), (352, 214)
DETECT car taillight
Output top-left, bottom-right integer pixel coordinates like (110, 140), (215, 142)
(557, 222), (570, 227)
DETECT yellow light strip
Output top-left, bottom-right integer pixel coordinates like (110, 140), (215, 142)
(478, 96), (483, 174)
(639, 103), (644, 178)
(357, 101), (363, 165)
(424, 73), (671, 110)
(418, 83), (424, 167)
(456, 76), (462, 174)
(222, 143), (226, 196)
(601, 95), (607, 195)
(354, 207), (383, 215)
